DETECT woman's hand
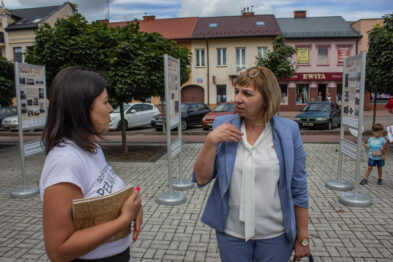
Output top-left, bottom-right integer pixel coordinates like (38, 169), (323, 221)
(133, 207), (143, 241)
(294, 240), (311, 261)
(120, 189), (142, 225)
(207, 122), (243, 145)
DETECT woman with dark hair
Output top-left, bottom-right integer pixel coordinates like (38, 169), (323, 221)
(40, 67), (142, 262)
(193, 66), (310, 261)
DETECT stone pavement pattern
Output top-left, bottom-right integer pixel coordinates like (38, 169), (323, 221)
(0, 142), (392, 261)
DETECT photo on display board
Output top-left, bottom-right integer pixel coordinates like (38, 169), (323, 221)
(26, 78), (34, 85)
(20, 89), (26, 99)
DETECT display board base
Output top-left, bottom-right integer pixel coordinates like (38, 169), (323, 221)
(156, 190), (186, 205)
(11, 185), (39, 198)
(339, 192), (372, 207)
(325, 179), (353, 191)
(173, 178), (194, 191)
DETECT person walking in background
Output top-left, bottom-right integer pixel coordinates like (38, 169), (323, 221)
(40, 67), (142, 261)
(386, 97), (393, 113)
(360, 123), (388, 185)
(193, 66), (311, 261)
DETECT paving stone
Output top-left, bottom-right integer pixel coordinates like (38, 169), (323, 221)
(0, 143), (392, 261)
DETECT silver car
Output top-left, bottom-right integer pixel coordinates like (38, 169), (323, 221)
(109, 103), (160, 131)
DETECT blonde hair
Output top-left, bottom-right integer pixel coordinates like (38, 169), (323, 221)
(235, 66), (281, 123)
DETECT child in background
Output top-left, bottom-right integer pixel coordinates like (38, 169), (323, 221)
(360, 123), (388, 185)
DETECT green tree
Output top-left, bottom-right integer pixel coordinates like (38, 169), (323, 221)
(25, 14), (117, 95)
(26, 14), (191, 153)
(256, 35), (296, 81)
(0, 56), (15, 106)
(366, 14), (393, 125)
(108, 23), (191, 153)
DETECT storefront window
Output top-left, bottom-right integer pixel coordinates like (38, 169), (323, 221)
(296, 84), (309, 104)
(280, 84), (288, 104)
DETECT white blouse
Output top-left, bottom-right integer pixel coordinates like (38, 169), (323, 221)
(224, 121), (285, 241)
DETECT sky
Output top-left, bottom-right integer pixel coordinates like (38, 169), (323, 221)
(3, 0), (392, 22)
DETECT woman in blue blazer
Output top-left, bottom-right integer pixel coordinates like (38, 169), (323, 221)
(193, 66), (311, 261)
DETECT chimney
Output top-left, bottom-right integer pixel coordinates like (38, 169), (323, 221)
(241, 6), (254, 16)
(143, 15), (155, 21)
(294, 10), (306, 18)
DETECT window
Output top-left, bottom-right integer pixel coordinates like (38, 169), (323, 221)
(236, 48), (246, 71)
(142, 104), (153, 111)
(198, 103), (208, 111)
(280, 84), (288, 104)
(216, 85), (227, 104)
(318, 46), (329, 65)
(209, 23), (218, 28)
(256, 21), (265, 26)
(217, 48), (226, 66)
(189, 104), (198, 112)
(257, 47), (268, 58)
(296, 47), (309, 65)
(196, 49), (205, 67)
(296, 84), (309, 104)
(13, 47), (23, 63)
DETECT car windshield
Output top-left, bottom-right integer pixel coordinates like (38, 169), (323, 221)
(113, 104), (131, 113)
(303, 103), (330, 112)
(212, 103), (235, 112)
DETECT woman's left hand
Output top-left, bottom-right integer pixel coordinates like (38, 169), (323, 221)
(133, 207), (143, 241)
(294, 241), (311, 261)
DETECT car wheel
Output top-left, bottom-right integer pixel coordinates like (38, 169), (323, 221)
(155, 127), (162, 131)
(181, 119), (187, 131)
(328, 120), (332, 130)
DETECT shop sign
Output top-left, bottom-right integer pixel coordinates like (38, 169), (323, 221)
(338, 47), (351, 64)
(284, 72), (342, 81)
(297, 48), (309, 64)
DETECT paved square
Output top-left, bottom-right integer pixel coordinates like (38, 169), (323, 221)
(0, 142), (392, 261)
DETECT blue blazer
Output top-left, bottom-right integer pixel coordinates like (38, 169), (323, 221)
(193, 114), (308, 244)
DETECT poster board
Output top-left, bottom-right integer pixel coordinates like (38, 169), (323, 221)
(15, 63), (47, 130)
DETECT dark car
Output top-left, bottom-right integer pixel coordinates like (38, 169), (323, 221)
(0, 106), (17, 128)
(151, 102), (210, 131)
(295, 102), (340, 130)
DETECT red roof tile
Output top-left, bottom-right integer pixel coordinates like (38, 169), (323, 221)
(109, 17), (199, 40)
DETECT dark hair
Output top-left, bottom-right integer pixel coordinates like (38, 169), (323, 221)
(372, 123), (384, 133)
(42, 67), (106, 154)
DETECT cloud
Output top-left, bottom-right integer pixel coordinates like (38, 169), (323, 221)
(178, 0), (272, 17)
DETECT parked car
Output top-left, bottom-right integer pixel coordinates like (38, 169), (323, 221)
(202, 102), (235, 130)
(109, 103), (160, 131)
(295, 102), (340, 130)
(0, 106), (17, 128)
(2, 114), (19, 130)
(151, 102), (210, 131)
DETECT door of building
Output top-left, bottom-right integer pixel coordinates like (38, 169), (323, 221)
(318, 84), (327, 101)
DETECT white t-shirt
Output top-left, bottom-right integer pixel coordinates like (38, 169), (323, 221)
(225, 122), (285, 240)
(40, 139), (131, 260)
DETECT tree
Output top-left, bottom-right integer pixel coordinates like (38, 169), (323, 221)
(26, 14), (191, 153)
(108, 23), (191, 153)
(366, 14), (393, 125)
(256, 35), (296, 81)
(0, 56), (15, 107)
(25, 14), (116, 95)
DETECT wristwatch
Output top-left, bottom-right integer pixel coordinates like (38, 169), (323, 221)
(297, 238), (309, 247)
